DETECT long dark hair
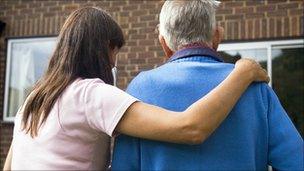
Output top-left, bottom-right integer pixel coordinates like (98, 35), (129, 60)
(22, 7), (125, 137)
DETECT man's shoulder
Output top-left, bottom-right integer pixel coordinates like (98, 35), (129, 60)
(129, 61), (235, 83)
(126, 63), (183, 99)
(240, 81), (273, 113)
(127, 69), (159, 92)
(127, 64), (170, 88)
(127, 62), (242, 93)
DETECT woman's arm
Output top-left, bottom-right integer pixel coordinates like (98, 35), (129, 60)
(115, 59), (269, 144)
(3, 143), (12, 171)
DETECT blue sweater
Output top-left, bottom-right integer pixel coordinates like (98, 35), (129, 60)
(112, 47), (303, 170)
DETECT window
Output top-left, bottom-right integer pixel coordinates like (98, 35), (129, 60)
(3, 37), (56, 122)
(218, 39), (304, 136)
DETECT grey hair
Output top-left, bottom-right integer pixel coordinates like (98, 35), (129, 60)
(159, 0), (220, 51)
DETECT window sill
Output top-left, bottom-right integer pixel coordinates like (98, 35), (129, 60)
(0, 120), (14, 124)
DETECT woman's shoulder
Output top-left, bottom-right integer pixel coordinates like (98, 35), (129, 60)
(69, 78), (107, 92)
(67, 78), (122, 101)
(59, 78), (106, 103)
(74, 78), (105, 86)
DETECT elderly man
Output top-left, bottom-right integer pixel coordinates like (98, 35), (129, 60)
(112, 0), (303, 170)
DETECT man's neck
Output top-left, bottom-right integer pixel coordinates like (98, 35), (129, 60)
(177, 42), (213, 51)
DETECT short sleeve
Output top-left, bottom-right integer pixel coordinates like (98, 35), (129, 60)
(84, 79), (138, 136)
(262, 85), (303, 170)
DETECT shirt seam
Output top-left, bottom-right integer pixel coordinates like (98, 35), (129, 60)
(83, 79), (102, 139)
(107, 96), (138, 137)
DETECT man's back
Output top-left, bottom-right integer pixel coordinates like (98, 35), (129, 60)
(112, 48), (303, 170)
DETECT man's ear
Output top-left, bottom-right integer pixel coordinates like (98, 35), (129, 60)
(159, 35), (173, 58)
(212, 26), (224, 51)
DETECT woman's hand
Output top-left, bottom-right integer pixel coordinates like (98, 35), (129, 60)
(235, 58), (270, 83)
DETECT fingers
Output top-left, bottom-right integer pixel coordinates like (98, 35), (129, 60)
(235, 58), (270, 83)
(264, 71), (270, 83)
(239, 58), (270, 83)
(259, 68), (270, 83)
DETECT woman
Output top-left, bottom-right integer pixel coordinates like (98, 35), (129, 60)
(3, 7), (269, 170)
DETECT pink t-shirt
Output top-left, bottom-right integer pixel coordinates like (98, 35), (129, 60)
(11, 78), (138, 170)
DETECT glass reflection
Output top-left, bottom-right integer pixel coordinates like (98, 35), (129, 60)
(219, 49), (268, 70)
(7, 39), (56, 117)
(272, 47), (304, 137)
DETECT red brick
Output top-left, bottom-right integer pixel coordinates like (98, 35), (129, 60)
(217, 9), (233, 15)
(63, 4), (79, 11)
(278, 3), (299, 10)
(19, 8), (33, 15)
(131, 22), (147, 28)
(268, 0), (288, 4)
(14, 4), (27, 9)
(147, 57), (164, 64)
(111, 1), (127, 6)
(141, 4), (157, 9)
(130, 34), (146, 40)
(125, 40), (137, 46)
(255, 19), (261, 38)
(58, 1), (72, 6)
(276, 18), (283, 37)
(139, 27), (154, 34)
(0, 10), (4, 16)
(301, 16), (304, 36)
(48, 6), (62, 12)
(235, 7), (254, 14)
(224, 1), (244, 8)
(148, 8), (161, 15)
(130, 71), (140, 77)
(283, 17), (290, 36)
(256, 5), (276, 12)
(122, 5), (139, 11)
(132, 10), (148, 16)
(139, 15), (155, 22)
(291, 17), (299, 35)
(130, 58), (146, 64)
(246, 13), (265, 19)
(33, 7), (45, 13)
(147, 33), (158, 39)
(138, 52), (154, 58)
(225, 14), (244, 20)
(267, 11), (288, 17)
(246, 1), (265, 6)
(240, 20), (246, 38)
(269, 18), (275, 37)
(26, 1), (43, 8)
(130, 46), (145, 52)
(289, 9), (304, 16)
(216, 15), (224, 21)
(248, 20), (254, 39)
(148, 20), (159, 27)
(138, 64), (153, 70)
(138, 40), (154, 46)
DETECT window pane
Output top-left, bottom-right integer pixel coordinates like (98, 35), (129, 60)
(6, 39), (56, 118)
(272, 47), (304, 136)
(219, 49), (268, 70)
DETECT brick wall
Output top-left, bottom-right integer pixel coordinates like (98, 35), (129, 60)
(0, 0), (303, 167)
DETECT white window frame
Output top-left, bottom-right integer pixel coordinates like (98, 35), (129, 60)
(218, 39), (304, 86)
(3, 37), (57, 122)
